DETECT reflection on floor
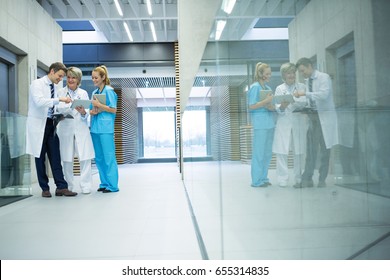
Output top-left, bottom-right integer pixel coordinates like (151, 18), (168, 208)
(0, 162), (389, 260)
(0, 195), (31, 207)
(183, 161), (390, 260)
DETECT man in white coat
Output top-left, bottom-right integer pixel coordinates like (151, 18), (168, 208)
(56, 67), (95, 194)
(294, 57), (339, 188)
(26, 62), (77, 198)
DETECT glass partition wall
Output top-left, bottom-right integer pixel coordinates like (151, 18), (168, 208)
(0, 111), (32, 197)
(182, 0), (390, 260)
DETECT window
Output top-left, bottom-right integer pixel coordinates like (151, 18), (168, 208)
(142, 108), (176, 158)
(182, 107), (208, 157)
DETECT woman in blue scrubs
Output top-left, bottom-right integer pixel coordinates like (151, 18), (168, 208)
(247, 62), (275, 187)
(90, 65), (119, 193)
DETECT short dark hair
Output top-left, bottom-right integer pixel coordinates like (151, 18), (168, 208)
(49, 62), (67, 74)
(296, 57), (313, 68)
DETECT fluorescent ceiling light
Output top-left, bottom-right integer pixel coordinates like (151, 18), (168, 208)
(113, 0), (123, 16)
(215, 20), (226, 40)
(146, 0), (152, 15)
(150, 22), (157, 41)
(123, 22), (133, 41)
(222, 0), (236, 14)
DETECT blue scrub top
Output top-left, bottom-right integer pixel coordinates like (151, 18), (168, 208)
(247, 82), (275, 129)
(90, 85), (117, 134)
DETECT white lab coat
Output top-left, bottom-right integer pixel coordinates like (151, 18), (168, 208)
(272, 82), (308, 155)
(55, 86), (95, 162)
(306, 70), (339, 149)
(26, 75), (60, 158)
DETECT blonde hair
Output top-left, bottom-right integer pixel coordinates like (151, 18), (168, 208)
(67, 66), (83, 86)
(280, 62), (296, 82)
(93, 65), (111, 86)
(254, 62), (270, 82)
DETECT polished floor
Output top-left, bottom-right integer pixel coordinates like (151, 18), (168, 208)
(0, 162), (389, 260)
(0, 163), (201, 260)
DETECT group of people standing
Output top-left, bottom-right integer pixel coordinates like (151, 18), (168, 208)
(26, 62), (120, 198)
(248, 57), (338, 189)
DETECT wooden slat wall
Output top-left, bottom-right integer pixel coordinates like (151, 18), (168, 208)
(120, 88), (138, 163)
(73, 157), (80, 175)
(239, 125), (253, 164)
(174, 42), (182, 171)
(210, 81), (231, 161)
(229, 86), (241, 161)
(114, 89), (124, 164)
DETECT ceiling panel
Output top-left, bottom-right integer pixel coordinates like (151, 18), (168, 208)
(37, 0), (310, 43)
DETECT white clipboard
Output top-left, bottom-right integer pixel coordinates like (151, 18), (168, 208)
(70, 99), (92, 109)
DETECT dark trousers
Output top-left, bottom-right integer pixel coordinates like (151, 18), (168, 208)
(35, 118), (68, 191)
(302, 112), (331, 182)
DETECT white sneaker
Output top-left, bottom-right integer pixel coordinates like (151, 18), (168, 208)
(279, 181), (288, 188)
(81, 188), (91, 194)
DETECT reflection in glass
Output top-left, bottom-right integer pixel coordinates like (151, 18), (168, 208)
(0, 111), (31, 196)
(182, 0), (390, 260)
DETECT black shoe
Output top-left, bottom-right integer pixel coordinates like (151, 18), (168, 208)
(97, 188), (106, 192)
(300, 180), (314, 188)
(102, 189), (119, 193)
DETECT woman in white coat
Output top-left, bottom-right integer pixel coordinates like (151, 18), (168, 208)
(56, 67), (95, 194)
(272, 63), (308, 187)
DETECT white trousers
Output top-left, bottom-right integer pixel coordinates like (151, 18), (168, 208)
(63, 160), (92, 192)
(276, 153), (304, 185)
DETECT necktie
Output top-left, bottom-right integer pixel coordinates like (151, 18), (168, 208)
(48, 84), (54, 117)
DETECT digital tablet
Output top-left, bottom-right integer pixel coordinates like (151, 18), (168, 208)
(70, 99), (92, 109)
(273, 94), (294, 104)
(259, 90), (273, 101)
(92, 94), (106, 105)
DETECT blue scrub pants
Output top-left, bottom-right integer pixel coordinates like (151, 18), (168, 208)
(251, 128), (274, 187)
(91, 132), (119, 192)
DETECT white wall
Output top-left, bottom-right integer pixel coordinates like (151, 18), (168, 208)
(0, 0), (63, 184)
(0, 0), (63, 115)
(288, 0), (376, 105)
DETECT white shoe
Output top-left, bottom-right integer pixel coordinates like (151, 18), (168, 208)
(81, 188), (91, 194)
(279, 182), (288, 188)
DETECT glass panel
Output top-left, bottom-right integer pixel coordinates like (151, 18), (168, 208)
(0, 111), (32, 196)
(142, 109), (175, 158)
(183, 0), (390, 260)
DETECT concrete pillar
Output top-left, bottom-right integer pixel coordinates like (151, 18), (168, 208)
(177, 0), (222, 113)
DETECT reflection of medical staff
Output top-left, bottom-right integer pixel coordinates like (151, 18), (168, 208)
(272, 63), (308, 188)
(295, 57), (338, 188)
(90, 65), (119, 193)
(248, 62), (275, 188)
(56, 67), (95, 194)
